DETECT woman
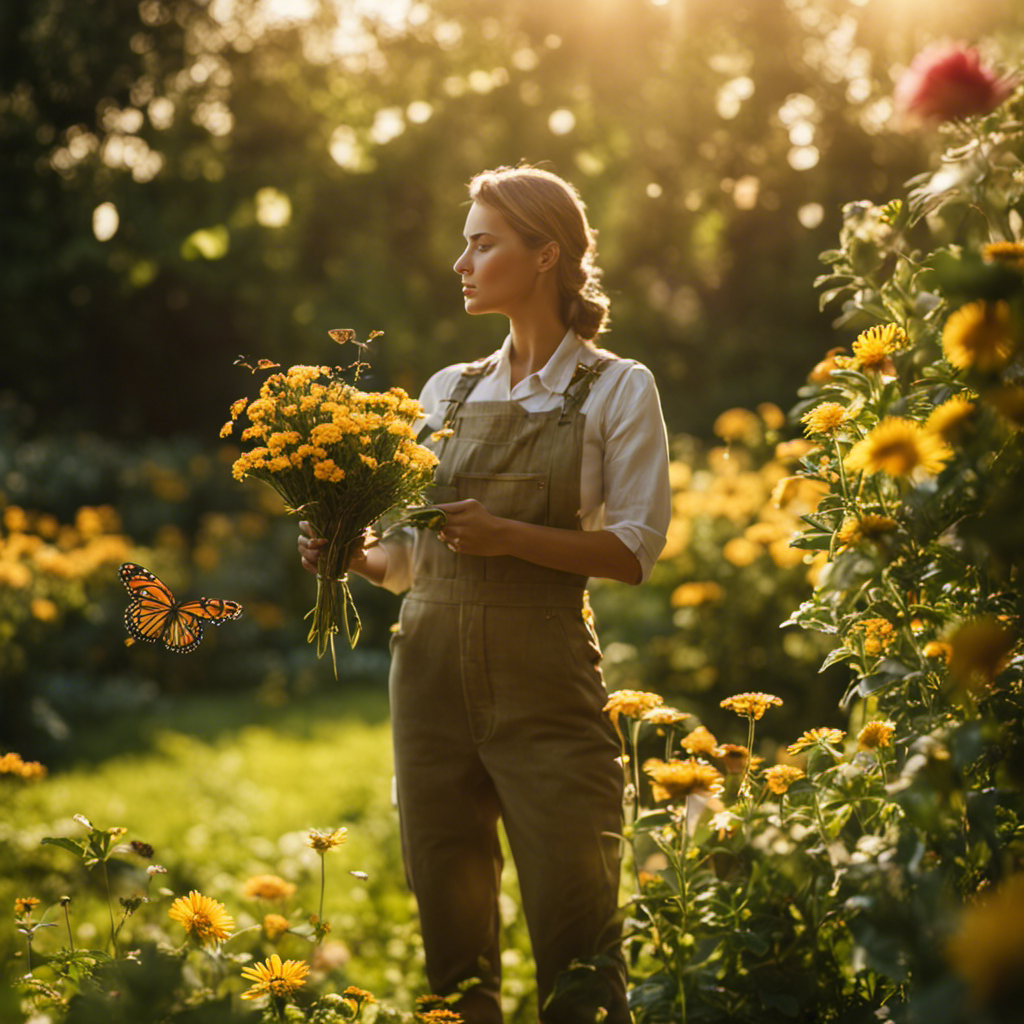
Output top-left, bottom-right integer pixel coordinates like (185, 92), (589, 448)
(299, 165), (671, 1023)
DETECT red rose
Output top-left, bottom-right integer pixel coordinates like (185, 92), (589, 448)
(894, 42), (1014, 123)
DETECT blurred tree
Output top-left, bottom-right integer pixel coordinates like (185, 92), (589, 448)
(1, 0), (1019, 443)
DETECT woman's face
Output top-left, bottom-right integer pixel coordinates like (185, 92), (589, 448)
(453, 201), (552, 317)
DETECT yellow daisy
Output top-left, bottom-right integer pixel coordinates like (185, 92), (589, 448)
(845, 417), (952, 477)
(787, 727), (845, 755)
(167, 891), (234, 944)
(926, 396), (978, 444)
(801, 401), (848, 436)
(306, 827), (348, 852)
(981, 241), (1024, 270)
(679, 725), (719, 756)
(240, 953), (310, 1000)
(14, 896), (41, 918)
(851, 323), (907, 371)
(942, 300), (1015, 372)
(836, 514), (898, 549)
(262, 913), (291, 942)
(242, 874), (296, 901)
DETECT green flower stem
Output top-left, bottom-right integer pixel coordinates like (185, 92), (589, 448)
(834, 439), (852, 507)
(318, 852), (326, 940)
(630, 718), (643, 824)
(63, 903), (74, 952)
(738, 714), (756, 798)
(102, 861), (117, 957)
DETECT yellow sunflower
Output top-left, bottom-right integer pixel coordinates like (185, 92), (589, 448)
(845, 417), (952, 477)
(942, 300), (1015, 372)
(926, 396), (978, 444)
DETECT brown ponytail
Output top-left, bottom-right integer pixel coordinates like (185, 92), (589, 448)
(467, 165), (610, 340)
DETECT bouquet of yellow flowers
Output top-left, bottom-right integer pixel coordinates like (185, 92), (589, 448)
(221, 355), (438, 664)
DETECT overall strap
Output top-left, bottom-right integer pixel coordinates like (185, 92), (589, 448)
(441, 354), (500, 429)
(558, 357), (612, 425)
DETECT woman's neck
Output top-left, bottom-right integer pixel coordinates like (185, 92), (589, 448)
(507, 310), (569, 387)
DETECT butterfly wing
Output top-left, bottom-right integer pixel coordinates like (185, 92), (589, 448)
(160, 597), (242, 654)
(119, 562), (177, 646)
(177, 597), (244, 625)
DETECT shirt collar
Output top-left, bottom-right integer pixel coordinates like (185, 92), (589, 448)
(496, 329), (585, 397)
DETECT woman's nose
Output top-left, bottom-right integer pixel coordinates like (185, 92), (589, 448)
(453, 248), (471, 275)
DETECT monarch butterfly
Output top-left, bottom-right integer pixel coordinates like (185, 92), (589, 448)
(118, 562), (243, 654)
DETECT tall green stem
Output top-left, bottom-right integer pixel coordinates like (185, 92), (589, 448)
(318, 852), (326, 942)
(102, 862), (117, 957)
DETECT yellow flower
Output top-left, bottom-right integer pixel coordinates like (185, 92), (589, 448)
(765, 765), (805, 794)
(715, 743), (752, 774)
(947, 873), (1024, 1004)
(923, 640), (953, 664)
(679, 725), (719, 756)
(240, 953), (310, 1001)
(801, 401), (848, 436)
(942, 300), (1015, 371)
(262, 913), (291, 942)
(242, 874), (296, 901)
(30, 598), (58, 622)
(851, 323), (908, 371)
(981, 241), (1024, 270)
(358, 454), (379, 469)
(14, 896), (40, 918)
(809, 346), (847, 383)
(603, 689), (663, 723)
(230, 398), (247, 419)
(219, 420), (234, 438)
(0, 752), (47, 780)
(310, 422), (343, 446)
(642, 706), (691, 726)
(722, 536), (760, 567)
(926, 396), (978, 444)
(949, 617), (1015, 691)
(854, 616), (896, 657)
(167, 890), (235, 944)
(670, 581), (724, 607)
(241, 425), (265, 442)
(787, 727), (845, 755)
(246, 398), (275, 421)
(645, 757), (724, 801)
(341, 986), (376, 1008)
(306, 827), (348, 852)
(857, 720), (896, 750)
(719, 692), (783, 721)
(267, 456), (290, 473)
(713, 407), (761, 443)
(430, 428), (455, 441)
(836, 514), (898, 549)
(757, 402), (786, 429)
(313, 460), (345, 483)
(845, 417), (952, 477)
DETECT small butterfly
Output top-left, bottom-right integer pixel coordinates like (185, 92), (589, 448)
(233, 355), (281, 374)
(118, 562), (243, 654)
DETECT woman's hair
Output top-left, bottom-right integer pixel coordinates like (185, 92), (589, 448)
(467, 164), (610, 340)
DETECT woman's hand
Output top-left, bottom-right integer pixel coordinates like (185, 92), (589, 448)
(298, 523), (388, 586)
(297, 521), (325, 576)
(436, 499), (510, 557)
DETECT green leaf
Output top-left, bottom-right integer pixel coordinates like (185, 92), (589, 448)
(819, 646), (855, 672)
(813, 272), (856, 289)
(41, 837), (86, 858)
(789, 531), (833, 551)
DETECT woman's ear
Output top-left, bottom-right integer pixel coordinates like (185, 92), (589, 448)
(537, 240), (560, 272)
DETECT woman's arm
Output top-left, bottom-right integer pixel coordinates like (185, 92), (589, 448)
(437, 499), (642, 584)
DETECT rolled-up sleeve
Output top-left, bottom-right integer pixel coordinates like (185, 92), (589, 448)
(597, 362), (671, 583)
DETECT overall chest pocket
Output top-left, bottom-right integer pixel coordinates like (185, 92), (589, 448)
(455, 472), (549, 524)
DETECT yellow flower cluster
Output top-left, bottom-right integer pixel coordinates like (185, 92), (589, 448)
(801, 401), (848, 437)
(227, 365), (436, 488)
(765, 764), (805, 794)
(854, 617), (896, 658)
(644, 757), (724, 801)
(719, 692), (783, 721)
(603, 689), (664, 722)
(242, 874), (296, 901)
(857, 720), (896, 750)
(307, 827), (348, 852)
(847, 323), (908, 372)
(0, 752), (47, 781)
(240, 953), (310, 1001)
(836, 513), (898, 549)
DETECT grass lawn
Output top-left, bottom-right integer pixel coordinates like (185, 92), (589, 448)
(2, 683), (539, 1019)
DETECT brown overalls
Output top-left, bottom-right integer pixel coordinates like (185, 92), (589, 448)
(388, 356), (629, 1023)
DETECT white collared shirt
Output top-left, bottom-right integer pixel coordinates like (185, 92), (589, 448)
(381, 329), (672, 592)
